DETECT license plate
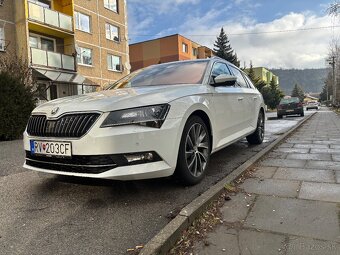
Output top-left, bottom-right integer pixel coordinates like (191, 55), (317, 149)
(30, 140), (72, 157)
(286, 110), (294, 112)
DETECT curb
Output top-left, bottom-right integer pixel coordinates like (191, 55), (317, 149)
(140, 112), (316, 255)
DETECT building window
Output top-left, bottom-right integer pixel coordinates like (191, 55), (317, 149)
(182, 43), (188, 53)
(0, 27), (5, 51)
(77, 47), (93, 66)
(29, 34), (56, 51)
(107, 54), (121, 72)
(105, 23), (120, 42)
(75, 12), (91, 33)
(192, 47), (197, 56)
(104, 0), (118, 12)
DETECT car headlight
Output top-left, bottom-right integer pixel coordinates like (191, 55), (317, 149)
(101, 104), (170, 128)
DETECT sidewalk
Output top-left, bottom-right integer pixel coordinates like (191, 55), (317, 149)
(193, 111), (340, 255)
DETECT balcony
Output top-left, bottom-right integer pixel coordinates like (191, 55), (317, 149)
(31, 48), (75, 71)
(28, 1), (73, 32)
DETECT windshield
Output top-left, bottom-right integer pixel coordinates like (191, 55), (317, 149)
(107, 61), (209, 89)
(280, 97), (300, 104)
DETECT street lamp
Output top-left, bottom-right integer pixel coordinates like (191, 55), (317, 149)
(327, 56), (336, 104)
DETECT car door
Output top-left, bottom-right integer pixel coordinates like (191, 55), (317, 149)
(228, 65), (255, 131)
(210, 62), (246, 150)
(243, 73), (262, 128)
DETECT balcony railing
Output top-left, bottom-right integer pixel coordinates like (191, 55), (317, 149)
(28, 1), (73, 32)
(31, 48), (75, 71)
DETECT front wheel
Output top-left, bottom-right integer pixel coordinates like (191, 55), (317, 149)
(247, 111), (265, 145)
(175, 116), (211, 185)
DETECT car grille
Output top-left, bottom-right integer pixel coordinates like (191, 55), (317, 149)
(25, 151), (117, 174)
(27, 113), (100, 138)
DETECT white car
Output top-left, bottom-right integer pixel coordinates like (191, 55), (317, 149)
(306, 101), (319, 111)
(23, 58), (265, 185)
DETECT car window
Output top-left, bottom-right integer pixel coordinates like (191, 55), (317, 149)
(108, 61), (209, 89)
(211, 62), (231, 77)
(280, 97), (300, 104)
(229, 66), (248, 88)
(243, 73), (256, 89)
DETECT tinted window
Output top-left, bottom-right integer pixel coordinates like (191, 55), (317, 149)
(280, 97), (300, 104)
(229, 66), (248, 88)
(211, 62), (231, 79)
(108, 61), (209, 89)
(243, 74), (256, 89)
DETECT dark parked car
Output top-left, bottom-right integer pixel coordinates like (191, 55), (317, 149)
(277, 97), (304, 119)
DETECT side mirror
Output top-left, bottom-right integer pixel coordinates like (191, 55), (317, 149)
(212, 74), (237, 86)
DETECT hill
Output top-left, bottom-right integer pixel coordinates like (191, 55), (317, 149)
(270, 68), (329, 95)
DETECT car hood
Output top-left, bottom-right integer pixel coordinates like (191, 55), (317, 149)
(33, 84), (211, 117)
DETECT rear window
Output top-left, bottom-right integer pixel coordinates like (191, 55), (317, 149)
(280, 97), (300, 104)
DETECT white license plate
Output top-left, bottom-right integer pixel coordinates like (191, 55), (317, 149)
(286, 110), (294, 112)
(30, 140), (72, 157)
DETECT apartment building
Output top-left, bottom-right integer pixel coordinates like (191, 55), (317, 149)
(245, 67), (279, 85)
(129, 34), (214, 72)
(0, 0), (129, 101)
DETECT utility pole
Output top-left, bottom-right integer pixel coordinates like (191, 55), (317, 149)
(328, 56), (336, 104)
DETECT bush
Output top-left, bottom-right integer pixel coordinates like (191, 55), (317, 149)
(0, 72), (35, 141)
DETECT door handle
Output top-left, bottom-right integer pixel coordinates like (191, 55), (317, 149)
(253, 97), (258, 100)
(238, 97), (244, 101)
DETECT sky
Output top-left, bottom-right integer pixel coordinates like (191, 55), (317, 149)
(127, 0), (340, 69)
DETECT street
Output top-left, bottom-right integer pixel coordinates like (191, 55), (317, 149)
(0, 110), (314, 255)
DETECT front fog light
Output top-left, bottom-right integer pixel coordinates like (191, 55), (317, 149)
(124, 152), (154, 163)
(109, 152), (162, 166)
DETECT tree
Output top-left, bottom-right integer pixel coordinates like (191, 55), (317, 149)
(261, 78), (284, 109)
(247, 63), (267, 91)
(0, 54), (36, 140)
(213, 27), (240, 67)
(291, 84), (305, 102)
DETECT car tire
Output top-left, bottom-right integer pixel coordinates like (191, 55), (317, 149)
(175, 115), (211, 185)
(247, 111), (265, 145)
(277, 114), (282, 119)
(301, 112), (304, 117)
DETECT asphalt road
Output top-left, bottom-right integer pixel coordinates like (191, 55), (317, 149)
(0, 110), (315, 255)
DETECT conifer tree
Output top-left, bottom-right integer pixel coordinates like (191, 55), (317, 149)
(213, 28), (240, 67)
(291, 84), (305, 102)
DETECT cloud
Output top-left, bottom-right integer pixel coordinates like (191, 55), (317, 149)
(177, 12), (339, 69)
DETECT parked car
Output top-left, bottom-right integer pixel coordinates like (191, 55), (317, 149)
(277, 97), (304, 118)
(306, 101), (319, 111)
(23, 58), (265, 185)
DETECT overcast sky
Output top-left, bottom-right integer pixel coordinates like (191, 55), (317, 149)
(127, 0), (340, 69)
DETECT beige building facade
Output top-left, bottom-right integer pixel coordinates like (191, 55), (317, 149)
(0, 0), (129, 101)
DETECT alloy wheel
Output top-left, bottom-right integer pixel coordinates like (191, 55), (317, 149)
(258, 113), (265, 140)
(185, 123), (209, 177)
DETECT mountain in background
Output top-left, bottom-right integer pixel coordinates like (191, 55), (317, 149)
(270, 68), (329, 95)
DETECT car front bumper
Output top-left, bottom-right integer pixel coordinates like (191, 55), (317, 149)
(23, 116), (183, 180)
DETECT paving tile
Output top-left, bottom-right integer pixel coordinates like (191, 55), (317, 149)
(294, 144), (329, 149)
(266, 152), (288, 159)
(240, 179), (300, 197)
(313, 140), (340, 145)
(286, 139), (314, 144)
(305, 160), (340, 171)
(286, 237), (340, 255)
(239, 230), (286, 255)
(299, 182), (340, 203)
(286, 153), (332, 161)
(253, 167), (277, 179)
(330, 144), (340, 149)
(193, 226), (239, 255)
(336, 171), (340, 183)
(332, 154), (340, 161)
(244, 196), (340, 241)
(310, 148), (340, 154)
(274, 148), (310, 154)
(221, 193), (255, 223)
(273, 168), (335, 183)
(260, 158), (306, 168)
(278, 143), (294, 148)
